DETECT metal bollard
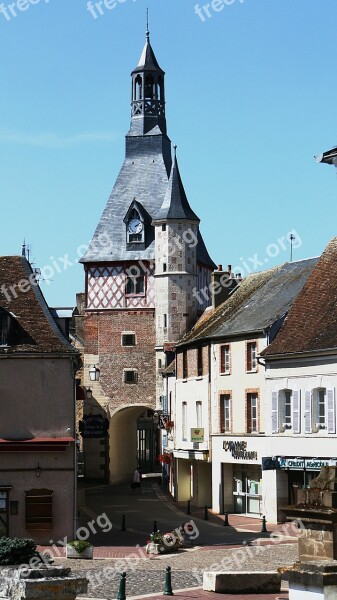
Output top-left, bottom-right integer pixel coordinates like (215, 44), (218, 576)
(121, 514), (126, 531)
(117, 572), (126, 600)
(261, 515), (267, 533)
(163, 566), (174, 596)
(223, 511), (229, 526)
(204, 505), (208, 521)
(153, 520), (158, 533)
(186, 500), (191, 515)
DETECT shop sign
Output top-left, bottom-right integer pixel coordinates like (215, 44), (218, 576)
(191, 428), (204, 442)
(79, 414), (109, 438)
(278, 458), (336, 470)
(223, 440), (258, 460)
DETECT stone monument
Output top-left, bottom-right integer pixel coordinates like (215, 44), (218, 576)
(280, 465), (337, 598)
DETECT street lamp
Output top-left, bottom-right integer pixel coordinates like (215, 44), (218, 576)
(89, 365), (100, 382)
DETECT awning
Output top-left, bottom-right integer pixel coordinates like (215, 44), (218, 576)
(0, 438), (74, 452)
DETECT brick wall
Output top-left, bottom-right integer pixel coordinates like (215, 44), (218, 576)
(84, 309), (156, 411)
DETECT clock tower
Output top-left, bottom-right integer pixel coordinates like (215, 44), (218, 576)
(80, 28), (215, 482)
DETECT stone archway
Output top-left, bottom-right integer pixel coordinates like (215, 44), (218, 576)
(109, 404), (159, 484)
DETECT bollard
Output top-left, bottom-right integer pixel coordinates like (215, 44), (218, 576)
(186, 500), (191, 515)
(117, 572), (126, 600)
(163, 566), (174, 596)
(223, 511), (229, 526)
(121, 514), (126, 532)
(153, 520), (158, 533)
(204, 505), (208, 521)
(261, 515), (267, 533)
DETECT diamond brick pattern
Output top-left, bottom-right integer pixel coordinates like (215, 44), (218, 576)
(87, 263), (155, 310)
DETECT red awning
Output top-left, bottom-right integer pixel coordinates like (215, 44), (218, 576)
(0, 438), (74, 452)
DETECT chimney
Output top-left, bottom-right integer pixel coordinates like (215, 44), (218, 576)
(211, 264), (239, 309)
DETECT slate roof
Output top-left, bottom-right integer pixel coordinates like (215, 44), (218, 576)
(178, 258), (318, 346)
(153, 153), (200, 223)
(262, 238), (337, 357)
(315, 146), (337, 165)
(0, 256), (77, 355)
(132, 34), (165, 74)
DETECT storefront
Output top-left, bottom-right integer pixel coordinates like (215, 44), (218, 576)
(233, 464), (262, 514)
(278, 457), (337, 504)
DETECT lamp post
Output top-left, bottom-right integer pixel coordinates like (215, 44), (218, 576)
(89, 365), (100, 382)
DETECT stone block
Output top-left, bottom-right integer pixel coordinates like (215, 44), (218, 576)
(0, 566), (88, 600)
(203, 571), (281, 594)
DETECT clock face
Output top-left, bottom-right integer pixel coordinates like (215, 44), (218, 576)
(128, 219), (143, 234)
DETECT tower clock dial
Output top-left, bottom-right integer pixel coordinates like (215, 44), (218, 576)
(128, 219), (143, 234)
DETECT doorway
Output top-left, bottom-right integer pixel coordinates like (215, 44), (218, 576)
(0, 491), (9, 536)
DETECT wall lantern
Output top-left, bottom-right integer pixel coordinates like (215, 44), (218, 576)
(35, 463), (41, 478)
(89, 365), (100, 382)
(86, 388), (93, 400)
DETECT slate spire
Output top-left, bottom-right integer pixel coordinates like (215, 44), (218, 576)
(130, 25), (167, 136)
(153, 146), (200, 223)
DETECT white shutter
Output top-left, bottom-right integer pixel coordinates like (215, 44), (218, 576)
(327, 388), (336, 434)
(271, 391), (279, 433)
(292, 390), (300, 434)
(304, 391), (312, 434)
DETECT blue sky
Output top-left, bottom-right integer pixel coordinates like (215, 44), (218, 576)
(1, 0), (337, 306)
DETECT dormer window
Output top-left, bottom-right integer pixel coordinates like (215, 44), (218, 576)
(127, 209), (144, 244)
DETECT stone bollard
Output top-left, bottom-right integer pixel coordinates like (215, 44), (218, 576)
(261, 515), (267, 533)
(186, 500), (191, 515)
(153, 520), (158, 533)
(0, 566), (88, 600)
(204, 505), (208, 521)
(223, 511), (229, 526)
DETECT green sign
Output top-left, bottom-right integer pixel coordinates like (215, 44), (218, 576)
(191, 428), (204, 442)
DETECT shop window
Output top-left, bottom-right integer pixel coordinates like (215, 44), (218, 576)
(305, 388), (336, 434)
(220, 344), (230, 374)
(25, 489), (53, 530)
(246, 393), (258, 433)
(246, 342), (257, 372)
(220, 394), (231, 433)
(271, 389), (300, 434)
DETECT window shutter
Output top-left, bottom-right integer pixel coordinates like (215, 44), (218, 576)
(246, 394), (252, 433)
(304, 391), (312, 434)
(327, 388), (336, 434)
(271, 391), (279, 433)
(225, 348), (230, 372)
(292, 390), (300, 434)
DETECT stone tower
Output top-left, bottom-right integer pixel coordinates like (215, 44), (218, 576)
(80, 29), (214, 482)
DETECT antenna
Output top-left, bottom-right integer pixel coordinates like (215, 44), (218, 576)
(289, 233), (296, 262)
(22, 239), (26, 258)
(146, 8), (149, 40)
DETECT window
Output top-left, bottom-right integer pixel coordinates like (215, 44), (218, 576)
(0, 309), (11, 346)
(125, 275), (145, 296)
(196, 401), (202, 428)
(197, 347), (203, 376)
(124, 370), (138, 384)
(162, 224), (166, 232)
(220, 394), (231, 433)
(163, 263), (167, 272)
(25, 489), (53, 530)
(182, 402), (187, 441)
(182, 350), (188, 379)
(164, 314), (167, 329)
(305, 388), (336, 434)
(272, 389), (300, 434)
(122, 333), (136, 347)
(126, 208), (144, 244)
(247, 393), (258, 433)
(220, 345), (230, 374)
(246, 342), (257, 372)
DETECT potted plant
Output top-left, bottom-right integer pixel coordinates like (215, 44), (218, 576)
(66, 540), (93, 559)
(146, 530), (181, 555)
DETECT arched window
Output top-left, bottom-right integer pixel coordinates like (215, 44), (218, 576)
(135, 75), (142, 101)
(145, 75), (154, 99)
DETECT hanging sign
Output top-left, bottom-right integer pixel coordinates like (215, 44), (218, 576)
(191, 428), (204, 442)
(79, 414), (109, 438)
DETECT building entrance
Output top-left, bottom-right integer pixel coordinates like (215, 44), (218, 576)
(233, 465), (262, 515)
(0, 491), (8, 536)
(137, 410), (160, 472)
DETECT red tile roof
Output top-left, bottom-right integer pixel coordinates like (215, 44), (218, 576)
(262, 238), (337, 357)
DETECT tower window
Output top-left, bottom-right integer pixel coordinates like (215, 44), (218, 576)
(127, 209), (144, 244)
(122, 333), (136, 347)
(124, 370), (138, 384)
(162, 224), (166, 232)
(125, 275), (145, 296)
(163, 263), (167, 272)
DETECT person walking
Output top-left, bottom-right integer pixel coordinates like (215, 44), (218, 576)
(132, 467), (142, 492)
